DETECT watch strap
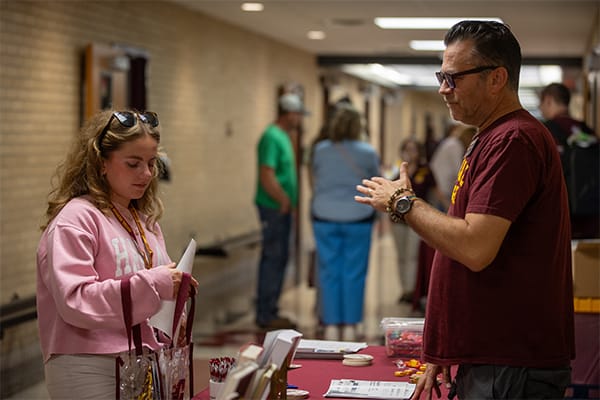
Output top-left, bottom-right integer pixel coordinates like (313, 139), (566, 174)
(388, 193), (417, 224)
(386, 187), (415, 214)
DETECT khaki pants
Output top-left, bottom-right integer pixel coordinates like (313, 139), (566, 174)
(45, 354), (117, 400)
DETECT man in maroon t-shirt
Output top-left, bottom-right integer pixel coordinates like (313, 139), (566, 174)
(356, 21), (574, 399)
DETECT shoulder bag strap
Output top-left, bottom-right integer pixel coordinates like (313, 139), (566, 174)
(187, 279), (197, 397)
(171, 272), (197, 397)
(120, 279), (133, 352)
(172, 272), (192, 341)
(120, 278), (144, 356)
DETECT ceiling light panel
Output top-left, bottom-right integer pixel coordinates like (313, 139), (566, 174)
(241, 2), (264, 12)
(409, 40), (446, 51)
(307, 30), (326, 40)
(374, 17), (503, 29)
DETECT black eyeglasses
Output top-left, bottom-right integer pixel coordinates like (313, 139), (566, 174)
(435, 66), (499, 89)
(98, 111), (159, 151)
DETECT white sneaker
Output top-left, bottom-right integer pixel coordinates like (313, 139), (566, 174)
(324, 325), (340, 341)
(342, 325), (356, 341)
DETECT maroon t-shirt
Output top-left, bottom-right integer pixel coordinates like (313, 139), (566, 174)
(423, 109), (575, 368)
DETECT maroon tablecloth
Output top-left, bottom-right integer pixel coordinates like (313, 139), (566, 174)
(571, 313), (600, 385)
(193, 345), (450, 399)
(193, 313), (599, 399)
(287, 346), (449, 398)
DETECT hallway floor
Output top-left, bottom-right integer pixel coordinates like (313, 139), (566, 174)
(7, 224), (419, 399)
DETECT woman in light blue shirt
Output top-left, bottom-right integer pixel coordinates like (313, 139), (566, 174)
(310, 104), (380, 341)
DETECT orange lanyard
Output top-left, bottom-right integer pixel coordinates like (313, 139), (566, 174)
(110, 204), (154, 269)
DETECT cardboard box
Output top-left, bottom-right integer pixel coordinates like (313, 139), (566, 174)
(572, 240), (600, 298)
(573, 297), (600, 313)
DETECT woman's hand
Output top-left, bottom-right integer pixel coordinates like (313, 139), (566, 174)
(166, 263), (199, 298)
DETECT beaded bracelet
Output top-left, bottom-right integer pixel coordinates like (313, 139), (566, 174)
(386, 187), (416, 223)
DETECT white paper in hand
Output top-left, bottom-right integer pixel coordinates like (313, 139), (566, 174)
(149, 238), (196, 337)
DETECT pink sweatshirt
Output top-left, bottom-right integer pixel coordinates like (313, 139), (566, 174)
(36, 196), (174, 362)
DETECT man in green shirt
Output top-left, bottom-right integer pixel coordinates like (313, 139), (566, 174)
(254, 93), (305, 330)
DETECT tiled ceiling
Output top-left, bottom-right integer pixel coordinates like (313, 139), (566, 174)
(170, 0), (599, 59)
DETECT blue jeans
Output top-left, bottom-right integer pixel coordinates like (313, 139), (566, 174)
(255, 205), (291, 326)
(312, 219), (373, 325)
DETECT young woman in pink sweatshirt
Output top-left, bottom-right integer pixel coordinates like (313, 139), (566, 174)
(36, 110), (194, 398)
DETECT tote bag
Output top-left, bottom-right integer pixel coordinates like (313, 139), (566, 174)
(117, 273), (196, 400)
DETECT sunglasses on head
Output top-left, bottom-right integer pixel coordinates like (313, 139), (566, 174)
(98, 111), (159, 151)
(435, 65), (499, 90)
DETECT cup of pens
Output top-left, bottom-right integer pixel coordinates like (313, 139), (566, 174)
(209, 356), (235, 400)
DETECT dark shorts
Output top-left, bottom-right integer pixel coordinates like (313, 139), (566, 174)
(454, 364), (571, 399)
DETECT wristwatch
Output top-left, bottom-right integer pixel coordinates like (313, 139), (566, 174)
(394, 195), (417, 222)
(386, 188), (417, 224)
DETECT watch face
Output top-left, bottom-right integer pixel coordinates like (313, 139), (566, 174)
(395, 196), (412, 214)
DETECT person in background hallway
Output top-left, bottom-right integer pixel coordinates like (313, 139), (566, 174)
(539, 82), (600, 239)
(36, 110), (197, 399)
(389, 138), (447, 306)
(413, 125), (475, 315)
(311, 104), (379, 341)
(430, 123), (477, 209)
(307, 96), (354, 329)
(357, 20), (574, 399)
(254, 93), (306, 330)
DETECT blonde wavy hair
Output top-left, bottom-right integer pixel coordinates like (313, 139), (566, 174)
(42, 110), (164, 231)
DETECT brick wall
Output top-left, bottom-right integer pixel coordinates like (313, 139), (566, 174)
(0, 0), (321, 303)
(0, 0), (320, 394)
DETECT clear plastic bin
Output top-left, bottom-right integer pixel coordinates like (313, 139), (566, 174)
(380, 317), (424, 358)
